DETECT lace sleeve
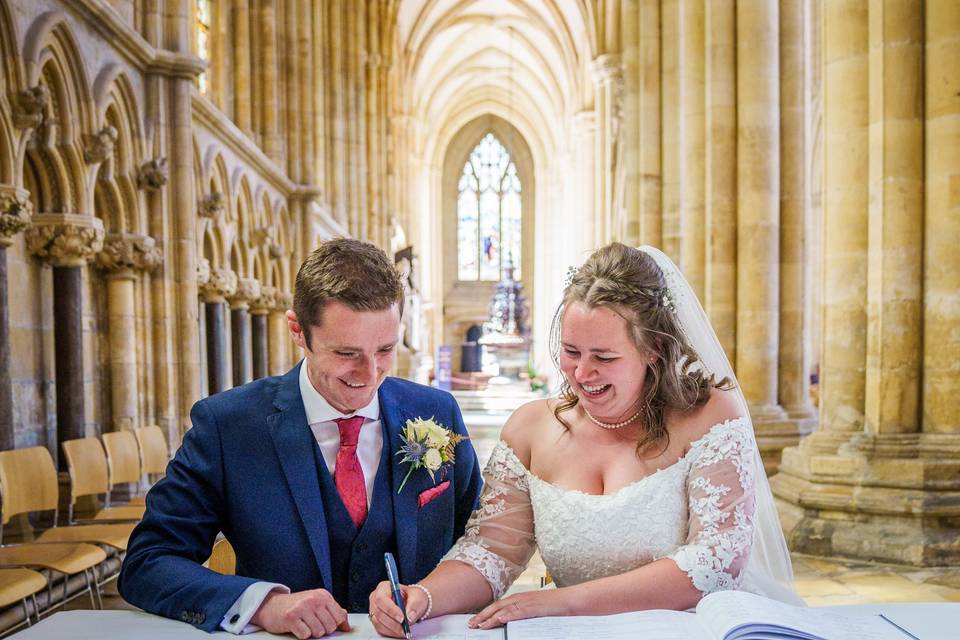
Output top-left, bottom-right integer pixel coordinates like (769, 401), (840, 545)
(668, 418), (757, 596)
(442, 441), (537, 599)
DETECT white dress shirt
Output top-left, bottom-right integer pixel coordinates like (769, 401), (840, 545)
(219, 363), (383, 634)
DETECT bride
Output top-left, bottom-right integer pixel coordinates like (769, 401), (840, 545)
(369, 243), (799, 636)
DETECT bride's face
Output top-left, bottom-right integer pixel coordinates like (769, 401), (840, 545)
(559, 302), (650, 423)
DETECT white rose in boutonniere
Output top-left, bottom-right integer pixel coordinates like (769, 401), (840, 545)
(396, 417), (466, 493)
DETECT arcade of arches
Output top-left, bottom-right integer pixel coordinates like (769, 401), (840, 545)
(0, 0), (957, 576)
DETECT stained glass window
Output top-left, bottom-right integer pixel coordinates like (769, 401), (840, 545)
(457, 133), (522, 281)
(196, 0), (211, 94)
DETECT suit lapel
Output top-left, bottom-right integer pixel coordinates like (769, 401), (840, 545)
(267, 362), (333, 590)
(380, 380), (425, 584)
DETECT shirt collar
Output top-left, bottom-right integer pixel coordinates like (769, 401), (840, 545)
(298, 359), (380, 425)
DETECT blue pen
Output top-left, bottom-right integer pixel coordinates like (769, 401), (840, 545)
(384, 552), (412, 640)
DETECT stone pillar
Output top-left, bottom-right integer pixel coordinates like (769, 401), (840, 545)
(778, 0), (816, 424)
(572, 111), (598, 255)
(924, 0), (960, 435)
(659, 0), (680, 258)
(25, 215), (104, 467)
(199, 268), (236, 395)
(268, 291), (292, 376)
(96, 234), (163, 432)
(259, 0), (281, 162)
(251, 285), (276, 380)
(0, 187), (32, 450)
(736, 0), (786, 424)
(591, 54), (623, 246)
(679, 0), (705, 299)
(228, 277), (260, 387)
(232, 0), (252, 134)
(637, 0), (661, 247)
(704, 0), (737, 363)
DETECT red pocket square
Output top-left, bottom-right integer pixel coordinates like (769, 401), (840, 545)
(418, 481), (450, 508)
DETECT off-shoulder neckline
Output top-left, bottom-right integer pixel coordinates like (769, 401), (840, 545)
(493, 416), (750, 499)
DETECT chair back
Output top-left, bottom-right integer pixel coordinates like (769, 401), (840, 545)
(0, 447), (59, 524)
(207, 537), (236, 575)
(61, 438), (110, 502)
(135, 425), (168, 475)
(101, 431), (142, 487)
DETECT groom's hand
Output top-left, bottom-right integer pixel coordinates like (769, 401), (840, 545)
(250, 588), (350, 639)
(369, 581), (428, 638)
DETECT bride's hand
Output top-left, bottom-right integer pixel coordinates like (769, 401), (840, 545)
(468, 590), (573, 629)
(368, 581), (429, 638)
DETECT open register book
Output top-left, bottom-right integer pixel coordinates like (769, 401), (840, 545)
(503, 591), (915, 640)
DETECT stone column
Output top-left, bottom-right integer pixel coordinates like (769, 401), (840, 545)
(778, 0), (816, 424)
(250, 285), (275, 380)
(924, 0), (960, 435)
(704, 0), (737, 362)
(25, 215), (105, 467)
(679, 0), (705, 299)
(259, 0), (281, 162)
(199, 268), (236, 395)
(591, 54), (623, 246)
(96, 234), (163, 432)
(572, 111), (598, 255)
(660, 0), (680, 258)
(736, 0), (786, 424)
(268, 290), (292, 376)
(232, 0), (252, 134)
(228, 277), (260, 387)
(637, 0), (661, 247)
(0, 187), (32, 450)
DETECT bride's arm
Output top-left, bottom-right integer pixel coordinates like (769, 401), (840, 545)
(469, 418), (758, 629)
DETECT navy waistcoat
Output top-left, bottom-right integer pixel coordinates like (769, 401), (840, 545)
(314, 425), (397, 613)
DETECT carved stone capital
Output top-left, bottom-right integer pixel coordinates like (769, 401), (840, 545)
(83, 126), (118, 164)
(197, 257), (211, 286)
(229, 277), (262, 309)
(275, 291), (293, 312)
(137, 157), (169, 190)
(25, 213), (105, 267)
(198, 192), (225, 218)
(252, 226), (283, 259)
(199, 267), (237, 302)
(251, 285), (278, 314)
(590, 53), (623, 84)
(0, 187), (33, 247)
(12, 85), (49, 130)
(96, 233), (163, 276)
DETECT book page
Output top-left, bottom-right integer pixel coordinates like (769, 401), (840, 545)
(695, 591), (908, 640)
(505, 610), (704, 640)
(326, 614), (502, 640)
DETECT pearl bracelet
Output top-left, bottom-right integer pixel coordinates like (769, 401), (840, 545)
(409, 583), (433, 620)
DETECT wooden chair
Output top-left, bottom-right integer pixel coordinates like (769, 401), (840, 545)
(0, 446), (135, 552)
(101, 431), (145, 506)
(0, 448), (109, 612)
(0, 568), (46, 631)
(206, 537), (236, 576)
(61, 438), (146, 522)
(134, 425), (168, 480)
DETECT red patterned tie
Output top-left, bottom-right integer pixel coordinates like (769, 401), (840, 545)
(334, 416), (368, 528)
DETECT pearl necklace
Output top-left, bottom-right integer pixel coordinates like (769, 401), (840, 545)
(582, 407), (642, 430)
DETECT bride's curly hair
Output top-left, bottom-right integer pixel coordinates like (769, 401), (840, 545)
(550, 242), (733, 456)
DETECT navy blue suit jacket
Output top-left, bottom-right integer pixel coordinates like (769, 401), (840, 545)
(118, 363), (483, 631)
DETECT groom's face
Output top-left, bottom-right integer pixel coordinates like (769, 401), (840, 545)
(288, 300), (401, 414)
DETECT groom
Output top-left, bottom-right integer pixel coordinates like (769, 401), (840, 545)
(119, 239), (483, 638)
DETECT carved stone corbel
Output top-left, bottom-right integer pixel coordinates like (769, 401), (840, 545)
(197, 257), (211, 286)
(137, 157), (169, 190)
(12, 85), (49, 130)
(198, 192), (225, 218)
(96, 233), (163, 277)
(0, 187), (33, 248)
(83, 126), (118, 164)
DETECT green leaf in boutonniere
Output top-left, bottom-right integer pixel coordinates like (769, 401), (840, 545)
(396, 417), (466, 494)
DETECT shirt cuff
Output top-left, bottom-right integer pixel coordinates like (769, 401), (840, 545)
(219, 581), (290, 634)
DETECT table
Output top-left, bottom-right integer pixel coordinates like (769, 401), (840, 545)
(13, 604), (960, 639)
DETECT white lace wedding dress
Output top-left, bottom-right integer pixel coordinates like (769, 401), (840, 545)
(443, 417), (765, 601)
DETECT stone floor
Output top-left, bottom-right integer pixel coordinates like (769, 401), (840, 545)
(64, 404), (960, 614)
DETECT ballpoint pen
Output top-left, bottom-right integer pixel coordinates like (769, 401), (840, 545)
(384, 552), (413, 640)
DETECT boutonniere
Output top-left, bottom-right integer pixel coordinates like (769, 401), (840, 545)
(396, 417), (466, 494)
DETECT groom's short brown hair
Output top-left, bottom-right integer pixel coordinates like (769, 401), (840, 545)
(293, 238), (404, 348)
